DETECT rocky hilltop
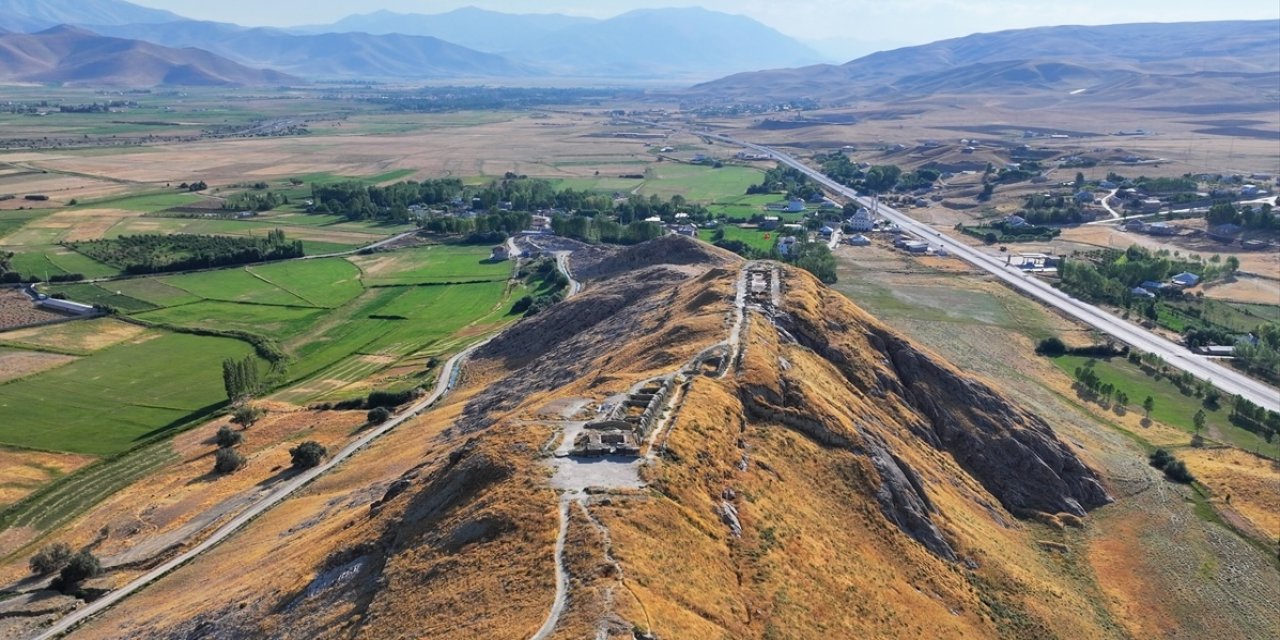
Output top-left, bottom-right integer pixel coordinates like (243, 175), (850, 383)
(77, 236), (1118, 639)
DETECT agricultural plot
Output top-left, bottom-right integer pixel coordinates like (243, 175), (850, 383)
(40, 282), (157, 313)
(715, 225), (778, 253)
(246, 258), (364, 308)
(0, 331), (263, 455)
(136, 301), (325, 340)
(634, 164), (762, 201)
(0, 317), (146, 354)
(158, 268), (313, 307)
(348, 245), (509, 285)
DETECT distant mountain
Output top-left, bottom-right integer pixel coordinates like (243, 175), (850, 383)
(88, 21), (533, 79)
(296, 6), (822, 80)
(690, 20), (1280, 103)
(0, 25), (297, 87)
(0, 0), (183, 32)
(518, 7), (823, 78)
(296, 7), (594, 53)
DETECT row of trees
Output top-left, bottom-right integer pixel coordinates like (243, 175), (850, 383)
(224, 190), (288, 212)
(222, 355), (260, 403)
(1206, 202), (1277, 230)
(74, 231), (304, 275)
(551, 217), (664, 245)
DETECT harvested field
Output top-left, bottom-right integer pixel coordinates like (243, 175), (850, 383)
(0, 348), (76, 383)
(0, 288), (61, 330)
(1200, 276), (1280, 304)
(0, 317), (146, 353)
(0, 447), (93, 506)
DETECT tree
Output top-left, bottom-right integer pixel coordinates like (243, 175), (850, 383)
(214, 447), (246, 474)
(367, 406), (392, 425)
(289, 441), (327, 469)
(1193, 409), (1206, 433)
(1074, 171), (1085, 189)
(215, 425), (243, 448)
(29, 542), (74, 575)
(1143, 396), (1155, 418)
(231, 405), (265, 430)
(54, 551), (101, 594)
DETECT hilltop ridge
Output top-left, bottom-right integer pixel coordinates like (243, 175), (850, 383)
(67, 236), (1126, 639)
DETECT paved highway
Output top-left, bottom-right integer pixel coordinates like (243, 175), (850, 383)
(705, 133), (1279, 412)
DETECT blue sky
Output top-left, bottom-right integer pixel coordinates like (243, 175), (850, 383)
(132, 0), (1280, 50)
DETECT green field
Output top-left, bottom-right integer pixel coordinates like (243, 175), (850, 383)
(716, 225), (778, 253)
(348, 244), (511, 285)
(247, 258), (365, 307)
(0, 332), (263, 455)
(635, 163), (762, 201)
(1049, 355), (1277, 456)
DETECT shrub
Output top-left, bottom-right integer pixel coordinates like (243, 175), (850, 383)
(367, 406), (392, 425)
(289, 441), (328, 469)
(1148, 448), (1173, 469)
(214, 447), (246, 474)
(1035, 337), (1067, 356)
(1163, 460), (1195, 484)
(29, 542), (74, 575)
(215, 425), (243, 448)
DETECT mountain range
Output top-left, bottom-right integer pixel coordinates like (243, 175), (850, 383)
(0, 0), (825, 81)
(690, 20), (1280, 104)
(0, 25), (296, 87)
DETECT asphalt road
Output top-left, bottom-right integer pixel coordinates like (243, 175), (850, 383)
(706, 133), (1279, 413)
(31, 332), (495, 639)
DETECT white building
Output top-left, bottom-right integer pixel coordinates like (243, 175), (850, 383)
(847, 207), (874, 232)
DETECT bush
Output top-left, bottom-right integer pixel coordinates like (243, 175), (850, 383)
(53, 551), (100, 593)
(367, 406), (392, 424)
(1163, 460), (1195, 484)
(1035, 337), (1067, 356)
(215, 425), (243, 448)
(214, 447), (246, 474)
(1148, 448), (1173, 469)
(29, 542), (74, 575)
(289, 441), (328, 469)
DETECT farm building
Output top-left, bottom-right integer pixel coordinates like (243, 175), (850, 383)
(490, 245), (510, 261)
(37, 297), (95, 316)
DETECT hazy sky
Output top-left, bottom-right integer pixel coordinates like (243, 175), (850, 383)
(131, 0), (1280, 48)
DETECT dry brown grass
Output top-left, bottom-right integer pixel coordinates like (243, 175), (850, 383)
(0, 288), (62, 330)
(1201, 276), (1280, 304)
(1181, 447), (1280, 541)
(0, 447), (93, 506)
(0, 317), (145, 352)
(0, 348), (76, 383)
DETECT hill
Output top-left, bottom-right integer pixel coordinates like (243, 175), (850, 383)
(85, 21), (535, 79)
(0, 25), (297, 87)
(62, 237), (1154, 639)
(689, 20), (1280, 104)
(0, 0), (182, 33)
(295, 7), (594, 53)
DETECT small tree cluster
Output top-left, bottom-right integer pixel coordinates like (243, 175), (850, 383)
(222, 356), (260, 403)
(214, 447), (246, 474)
(367, 406), (392, 425)
(289, 441), (327, 470)
(51, 550), (101, 594)
(29, 542), (74, 575)
(231, 404), (266, 430)
(215, 425), (243, 448)
(1148, 448), (1195, 484)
